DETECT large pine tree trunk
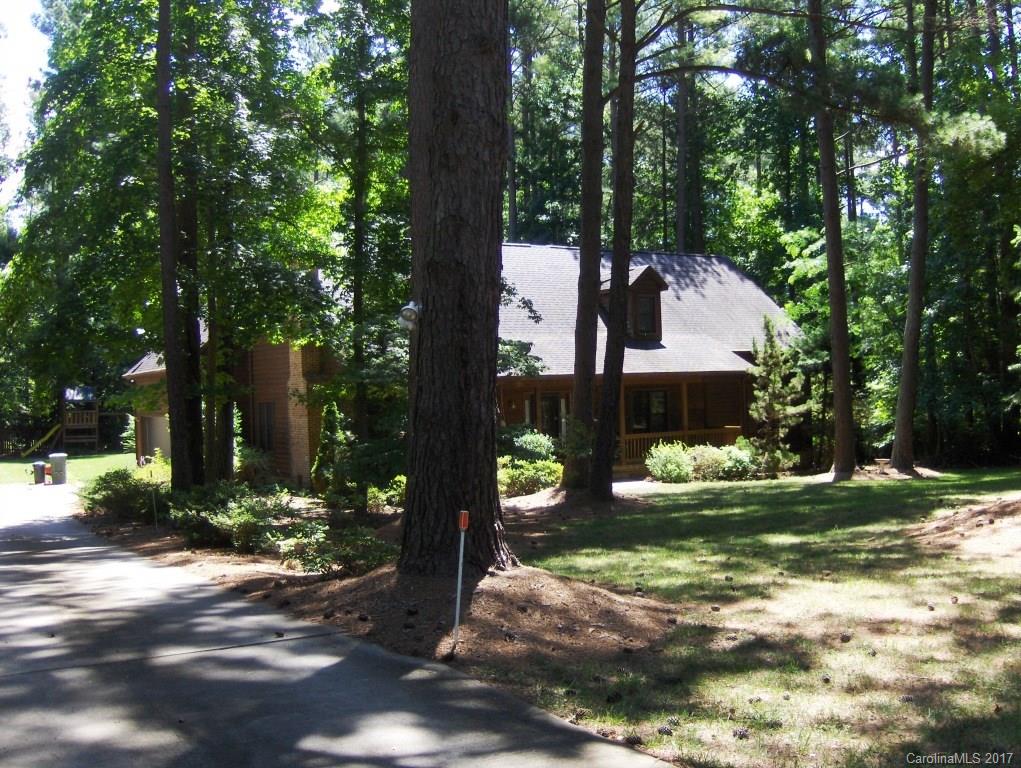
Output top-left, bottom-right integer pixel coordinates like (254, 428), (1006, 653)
(565, 0), (605, 489)
(891, 0), (936, 471)
(400, 0), (514, 576)
(156, 0), (196, 491)
(177, 12), (204, 485)
(675, 34), (689, 254)
(808, 0), (856, 478)
(352, 82), (370, 511)
(590, 0), (636, 500)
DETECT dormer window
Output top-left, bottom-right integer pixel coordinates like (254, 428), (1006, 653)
(633, 293), (658, 338)
(600, 263), (668, 341)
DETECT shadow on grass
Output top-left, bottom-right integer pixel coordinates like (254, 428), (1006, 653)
(520, 469), (1021, 605)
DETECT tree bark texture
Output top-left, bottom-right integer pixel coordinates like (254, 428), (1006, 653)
(590, 0), (636, 500)
(156, 0), (196, 491)
(352, 78), (371, 511)
(675, 45), (688, 254)
(400, 0), (514, 576)
(565, 0), (605, 489)
(891, 0), (935, 471)
(177, 13), (205, 485)
(808, 0), (856, 478)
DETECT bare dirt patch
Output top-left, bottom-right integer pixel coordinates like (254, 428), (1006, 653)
(908, 493), (1021, 559)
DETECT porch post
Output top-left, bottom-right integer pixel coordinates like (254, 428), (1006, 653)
(682, 380), (689, 433)
(618, 380), (626, 460)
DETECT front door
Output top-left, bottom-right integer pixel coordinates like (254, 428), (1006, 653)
(540, 393), (568, 440)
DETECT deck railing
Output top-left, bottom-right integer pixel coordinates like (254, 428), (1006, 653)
(620, 426), (742, 465)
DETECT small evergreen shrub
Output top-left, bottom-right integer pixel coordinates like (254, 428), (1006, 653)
(645, 441), (693, 483)
(81, 469), (170, 520)
(497, 457), (563, 497)
(170, 485), (288, 552)
(366, 485), (387, 514)
(274, 521), (335, 574)
(236, 444), (274, 485)
(512, 430), (557, 461)
(384, 474), (407, 507)
(720, 444), (756, 480)
(686, 444), (729, 481)
(120, 419), (136, 453)
(273, 522), (396, 576)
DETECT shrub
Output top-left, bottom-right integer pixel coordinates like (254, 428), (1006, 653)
(384, 474), (407, 507)
(236, 444), (274, 485)
(81, 469), (170, 521)
(366, 485), (387, 514)
(274, 521), (335, 574)
(686, 444), (728, 481)
(513, 430), (557, 461)
(273, 521), (396, 576)
(170, 485), (289, 552)
(720, 444), (756, 480)
(332, 525), (397, 575)
(497, 457), (563, 497)
(498, 425), (557, 461)
(120, 418), (136, 453)
(646, 441), (693, 483)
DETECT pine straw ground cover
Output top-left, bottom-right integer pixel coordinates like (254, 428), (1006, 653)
(79, 468), (1021, 768)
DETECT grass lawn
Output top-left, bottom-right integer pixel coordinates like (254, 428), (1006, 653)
(507, 469), (1021, 767)
(0, 451), (136, 486)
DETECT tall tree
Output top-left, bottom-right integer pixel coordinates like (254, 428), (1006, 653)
(590, 0), (637, 500)
(400, 0), (514, 575)
(565, 0), (605, 489)
(156, 0), (199, 490)
(807, 0), (856, 477)
(891, 0), (936, 471)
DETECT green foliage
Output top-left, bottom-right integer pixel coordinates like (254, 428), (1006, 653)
(645, 442), (694, 483)
(80, 468), (170, 520)
(169, 484), (289, 552)
(311, 402), (344, 493)
(720, 443), (757, 480)
(512, 430), (557, 461)
(497, 456), (563, 497)
(273, 521), (396, 576)
(749, 317), (806, 477)
(384, 474), (406, 507)
(273, 521), (335, 575)
(685, 444), (728, 482)
(235, 444), (273, 486)
(119, 419), (136, 453)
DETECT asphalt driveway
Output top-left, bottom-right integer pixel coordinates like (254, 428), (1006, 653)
(0, 483), (662, 768)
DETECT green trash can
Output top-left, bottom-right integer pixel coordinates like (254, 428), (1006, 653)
(49, 453), (68, 485)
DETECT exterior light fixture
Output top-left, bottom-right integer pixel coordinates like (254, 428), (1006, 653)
(398, 300), (421, 331)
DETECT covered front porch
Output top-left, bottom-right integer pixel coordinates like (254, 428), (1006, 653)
(497, 373), (750, 468)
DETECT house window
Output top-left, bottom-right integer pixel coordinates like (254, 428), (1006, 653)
(636, 294), (656, 335)
(256, 402), (275, 451)
(629, 390), (668, 433)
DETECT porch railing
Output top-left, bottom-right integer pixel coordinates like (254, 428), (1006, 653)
(620, 426), (742, 465)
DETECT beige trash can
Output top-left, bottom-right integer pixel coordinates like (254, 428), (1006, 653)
(49, 453), (68, 485)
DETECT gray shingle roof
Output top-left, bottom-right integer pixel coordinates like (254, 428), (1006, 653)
(500, 243), (795, 377)
(122, 322), (210, 379)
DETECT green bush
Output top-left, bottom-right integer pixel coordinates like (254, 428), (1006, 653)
(81, 469), (170, 521)
(498, 425), (557, 461)
(645, 441), (693, 483)
(236, 444), (274, 485)
(497, 456), (563, 497)
(274, 521), (335, 574)
(720, 443), (756, 480)
(385, 474), (407, 507)
(273, 521), (396, 576)
(170, 484), (289, 552)
(686, 444), (728, 481)
(333, 525), (397, 575)
(366, 485), (387, 514)
(513, 430), (557, 461)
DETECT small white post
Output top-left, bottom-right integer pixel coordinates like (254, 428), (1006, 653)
(452, 510), (469, 651)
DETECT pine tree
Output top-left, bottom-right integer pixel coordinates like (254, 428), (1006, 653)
(749, 318), (806, 477)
